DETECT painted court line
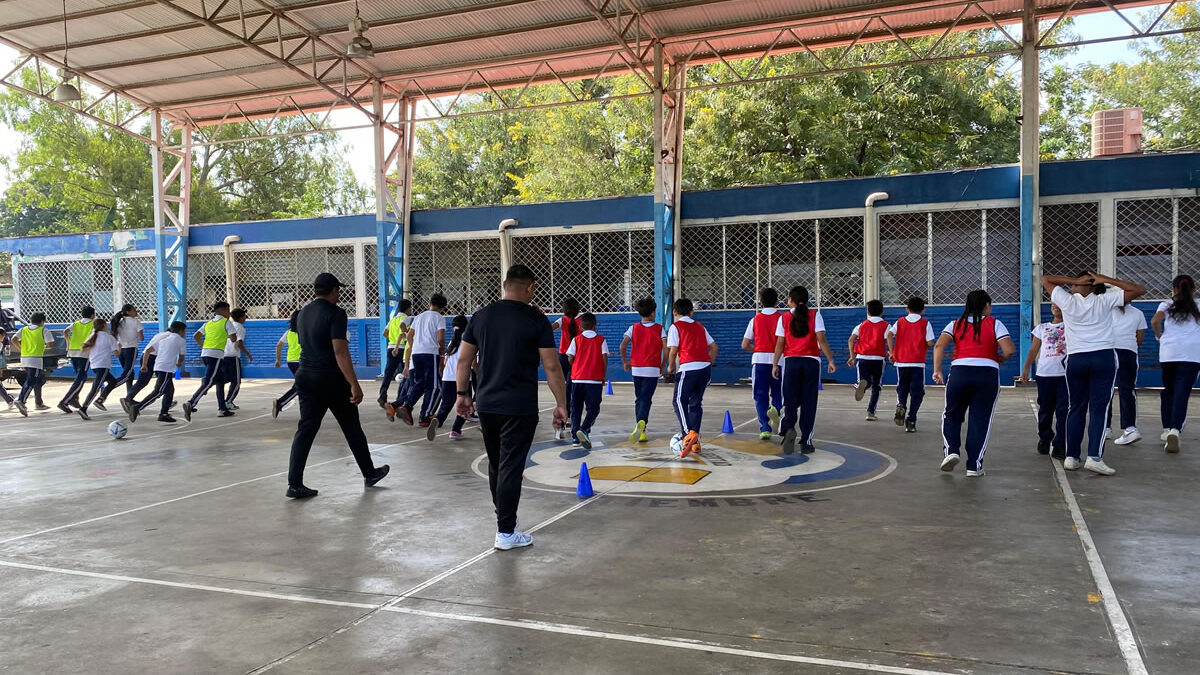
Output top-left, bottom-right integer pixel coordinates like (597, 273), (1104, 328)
(0, 557), (960, 675)
(1026, 400), (1149, 675)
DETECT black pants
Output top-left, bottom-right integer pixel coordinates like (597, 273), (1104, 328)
(1160, 361), (1200, 431)
(189, 355), (227, 410)
(220, 356), (242, 404)
(288, 369), (378, 487)
(570, 382), (603, 436)
(1107, 348), (1138, 431)
(1036, 375), (1068, 451)
(633, 375), (658, 426)
(60, 356), (90, 405)
(127, 355), (157, 400)
(379, 348), (404, 401)
(479, 412), (539, 534)
(432, 381), (467, 432)
(558, 354), (573, 414)
(895, 366), (925, 423)
(856, 359), (884, 414)
(779, 357), (819, 443)
(0, 380), (12, 405)
(18, 367), (44, 404)
(136, 372), (174, 416)
(1065, 349), (1117, 460)
(277, 362), (300, 408)
(81, 367), (109, 410)
(941, 365), (1000, 472)
(100, 347), (137, 401)
(400, 353), (438, 419)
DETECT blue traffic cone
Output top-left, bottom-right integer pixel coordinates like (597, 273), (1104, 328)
(722, 410), (734, 434)
(605, 380), (614, 396)
(576, 462), (594, 499)
(174, 369), (181, 380)
(818, 378), (823, 391)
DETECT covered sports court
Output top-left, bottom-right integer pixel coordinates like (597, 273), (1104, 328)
(2, 1), (1199, 673)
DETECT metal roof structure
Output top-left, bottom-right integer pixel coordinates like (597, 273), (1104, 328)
(0, 0), (1192, 137)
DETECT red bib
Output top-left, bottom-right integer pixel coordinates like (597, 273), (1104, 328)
(751, 312), (778, 353)
(951, 316), (999, 362)
(854, 319), (888, 357)
(674, 320), (710, 365)
(558, 315), (578, 354)
(893, 317), (931, 364)
(630, 322), (663, 369)
(779, 309), (820, 358)
(571, 333), (606, 381)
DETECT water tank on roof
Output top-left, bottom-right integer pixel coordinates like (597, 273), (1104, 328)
(1092, 108), (1143, 157)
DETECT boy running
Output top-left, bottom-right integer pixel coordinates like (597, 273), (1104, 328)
(567, 313), (608, 449)
(886, 296), (934, 432)
(184, 302), (235, 420)
(848, 300), (889, 421)
(667, 298), (718, 458)
(128, 321), (188, 424)
(388, 293), (446, 426)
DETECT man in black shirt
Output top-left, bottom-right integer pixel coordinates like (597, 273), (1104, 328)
(286, 272), (389, 498)
(457, 265), (568, 550)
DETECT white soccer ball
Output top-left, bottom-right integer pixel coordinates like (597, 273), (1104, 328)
(669, 433), (684, 457)
(107, 420), (128, 440)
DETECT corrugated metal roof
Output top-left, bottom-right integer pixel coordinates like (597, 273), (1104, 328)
(0, 0), (1170, 126)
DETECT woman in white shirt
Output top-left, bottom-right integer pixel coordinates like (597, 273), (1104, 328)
(78, 318), (121, 420)
(1041, 271), (1146, 476)
(1107, 303), (1147, 445)
(101, 303), (144, 404)
(1151, 274), (1200, 453)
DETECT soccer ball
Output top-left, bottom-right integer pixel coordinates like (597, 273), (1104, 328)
(669, 433), (684, 457)
(107, 420), (128, 440)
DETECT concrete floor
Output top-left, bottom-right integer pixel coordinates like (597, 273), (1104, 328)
(0, 377), (1195, 674)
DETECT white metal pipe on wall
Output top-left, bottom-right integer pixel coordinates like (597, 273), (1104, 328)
(863, 191), (889, 301)
(222, 235), (240, 306)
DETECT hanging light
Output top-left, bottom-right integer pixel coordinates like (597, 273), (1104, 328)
(346, 0), (374, 59)
(52, 0), (81, 103)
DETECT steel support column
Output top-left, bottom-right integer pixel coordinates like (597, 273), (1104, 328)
(152, 112), (190, 331)
(1019, 0), (1040, 362)
(653, 44), (684, 327)
(374, 86), (411, 374)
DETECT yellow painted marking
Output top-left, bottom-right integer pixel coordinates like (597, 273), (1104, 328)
(586, 466), (654, 482)
(1088, 593), (1102, 603)
(632, 467), (710, 485)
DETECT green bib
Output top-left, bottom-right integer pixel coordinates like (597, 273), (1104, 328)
(19, 326), (46, 357)
(67, 319), (94, 351)
(203, 317), (229, 350)
(387, 313), (408, 346)
(285, 330), (302, 362)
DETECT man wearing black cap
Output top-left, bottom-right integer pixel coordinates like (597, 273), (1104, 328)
(285, 272), (389, 498)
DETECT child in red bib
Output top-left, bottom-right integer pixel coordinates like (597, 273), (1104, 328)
(667, 298), (717, 458)
(741, 288), (783, 440)
(551, 298), (582, 440)
(620, 298), (666, 443)
(885, 296), (934, 432)
(847, 299), (888, 421)
(566, 313), (608, 449)
(771, 286), (836, 455)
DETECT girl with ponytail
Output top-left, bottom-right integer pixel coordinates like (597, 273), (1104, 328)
(771, 285), (836, 455)
(99, 303), (144, 406)
(551, 298), (582, 438)
(1152, 274), (1200, 453)
(932, 290), (1015, 476)
(1042, 270), (1146, 474)
(429, 315), (472, 442)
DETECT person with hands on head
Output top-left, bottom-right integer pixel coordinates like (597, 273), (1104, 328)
(771, 285), (836, 456)
(1040, 271), (1146, 475)
(455, 265), (567, 552)
(285, 272), (390, 499)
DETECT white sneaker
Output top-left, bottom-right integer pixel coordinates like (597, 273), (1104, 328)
(1102, 428), (1113, 442)
(494, 530), (533, 551)
(1084, 457), (1116, 475)
(940, 453), (960, 472)
(1063, 457), (1082, 471)
(1165, 429), (1181, 454)
(966, 469), (985, 477)
(1114, 429), (1141, 446)
(1161, 429), (1171, 442)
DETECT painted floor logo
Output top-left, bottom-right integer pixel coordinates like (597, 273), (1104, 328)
(473, 434), (896, 499)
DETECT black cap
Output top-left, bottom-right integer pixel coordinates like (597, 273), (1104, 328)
(314, 272), (347, 291)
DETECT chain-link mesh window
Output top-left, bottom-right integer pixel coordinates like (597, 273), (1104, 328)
(363, 243), (379, 317)
(186, 252), (227, 320)
(930, 210), (982, 305)
(880, 212), (929, 305)
(510, 229), (654, 312)
(1116, 198), (1174, 299)
(1180, 197), (1200, 281)
(406, 237), (502, 314)
(15, 258), (116, 323)
(1042, 203), (1099, 287)
(118, 255), (159, 322)
(985, 208), (1021, 304)
(723, 222), (760, 310)
(817, 217), (864, 307)
(768, 220), (816, 304)
(679, 225), (723, 308)
(233, 246), (356, 319)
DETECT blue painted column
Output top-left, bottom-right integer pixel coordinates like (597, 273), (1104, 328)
(652, 45), (683, 327)
(374, 87), (409, 375)
(1018, 3), (1040, 362)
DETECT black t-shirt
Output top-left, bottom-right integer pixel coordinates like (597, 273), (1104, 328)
(462, 299), (555, 416)
(297, 298), (348, 375)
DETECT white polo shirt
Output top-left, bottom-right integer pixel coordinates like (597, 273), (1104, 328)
(1110, 306), (1146, 354)
(87, 331), (119, 369)
(1051, 286), (1123, 354)
(152, 333), (187, 373)
(116, 317), (144, 349)
(1157, 301), (1200, 364)
(409, 310), (445, 355)
(224, 321), (245, 358)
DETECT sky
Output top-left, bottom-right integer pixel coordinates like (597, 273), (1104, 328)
(0, 9), (1159, 194)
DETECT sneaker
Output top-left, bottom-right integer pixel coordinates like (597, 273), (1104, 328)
(680, 430), (700, 459)
(1103, 428), (1112, 441)
(759, 431), (772, 440)
(35, 404), (51, 411)
(384, 402), (397, 422)
(14, 400), (27, 417)
(218, 410), (235, 418)
(449, 431), (465, 440)
(76, 408), (90, 421)
(894, 405), (906, 426)
(494, 530), (533, 551)
(57, 402), (73, 415)
(418, 419), (431, 428)
(158, 414), (177, 423)
(629, 420), (646, 444)
(854, 379), (869, 401)
(93, 400), (107, 412)
(966, 469), (986, 477)
(1063, 457), (1082, 471)
(1037, 441), (1051, 455)
(397, 404), (414, 426)
(286, 485), (318, 499)
(800, 442), (815, 455)
(1084, 457), (1116, 475)
(766, 405), (780, 433)
(227, 403), (240, 411)
(128, 406), (140, 423)
(1160, 429), (1170, 442)
(377, 397), (387, 409)
(940, 453), (960, 472)
(271, 400), (281, 419)
(1165, 429), (1181, 454)
(426, 418), (440, 441)
(1051, 447), (1066, 460)
(576, 429), (592, 450)
(781, 429), (797, 455)
(638, 429), (648, 443)
(905, 420), (916, 433)
(182, 402), (194, 422)
(1114, 429), (1141, 445)
(365, 465), (390, 487)
(571, 438), (581, 446)
(865, 412), (877, 422)
(169, 401), (179, 410)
